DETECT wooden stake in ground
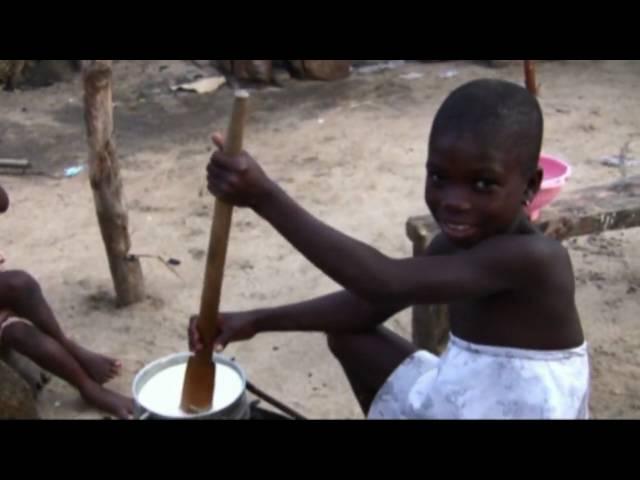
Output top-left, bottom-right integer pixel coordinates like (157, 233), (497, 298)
(83, 60), (145, 306)
(524, 60), (538, 96)
(180, 90), (249, 414)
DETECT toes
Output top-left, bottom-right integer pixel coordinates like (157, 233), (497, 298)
(118, 404), (135, 420)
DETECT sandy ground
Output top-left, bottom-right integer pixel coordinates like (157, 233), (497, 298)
(0, 60), (639, 419)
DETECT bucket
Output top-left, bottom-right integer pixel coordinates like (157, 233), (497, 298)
(526, 154), (572, 221)
(132, 352), (250, 420)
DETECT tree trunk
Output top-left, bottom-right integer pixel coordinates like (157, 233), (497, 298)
(83, 60), (144, 306)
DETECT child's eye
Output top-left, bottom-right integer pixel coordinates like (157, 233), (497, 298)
(429, 172), (444, 183)
(474, 179), (497, 191)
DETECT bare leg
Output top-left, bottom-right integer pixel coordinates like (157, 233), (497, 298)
(1, 321), (133, 419)
(0, 270), (120, 384)
(327, 326), (416, 416)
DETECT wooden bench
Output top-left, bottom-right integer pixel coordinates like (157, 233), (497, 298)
(405, 175), (640, 354)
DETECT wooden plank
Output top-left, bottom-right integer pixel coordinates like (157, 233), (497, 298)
(407, 175), (640, 244)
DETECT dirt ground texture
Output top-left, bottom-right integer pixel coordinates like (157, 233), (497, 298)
(0, 60), (639, 419)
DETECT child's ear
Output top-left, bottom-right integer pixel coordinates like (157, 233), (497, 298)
(523, 167), (543, 205)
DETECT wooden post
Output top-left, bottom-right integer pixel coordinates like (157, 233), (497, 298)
(524, 60), (538, 96)
(83, 60), (144, 306)
(408, 223), (450, 355)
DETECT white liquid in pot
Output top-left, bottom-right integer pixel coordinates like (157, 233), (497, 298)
(138, 362), (243, 418)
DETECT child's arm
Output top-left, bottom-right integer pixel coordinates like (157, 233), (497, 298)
(253, 289), (406, 334)
(192, 236), (450, 351)
(191, 289), (408, 352)
(207, 147), (563, 306)
(254, 184), (557, 303)
(190, 235), (448, 352)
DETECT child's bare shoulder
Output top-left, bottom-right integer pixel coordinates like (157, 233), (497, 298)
(427, 230), (573, 288)
(426, 230), (569, 263)
(482, 232), (574, 287)
(512, 232), (570, 264)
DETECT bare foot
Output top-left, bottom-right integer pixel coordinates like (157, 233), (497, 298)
(68, 342), (121, 384)
(81, 383), (134, 420)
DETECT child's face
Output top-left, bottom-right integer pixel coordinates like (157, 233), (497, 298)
(425, 133), (541, 248)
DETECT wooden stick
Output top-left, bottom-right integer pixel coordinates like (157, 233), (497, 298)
(180, 90), (250, 413)
(246, 381), (307, 420)
(0, 159), (30, 169)
(197, 93), (248, 345)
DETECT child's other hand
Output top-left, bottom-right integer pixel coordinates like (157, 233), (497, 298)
(188, 311), (258, 353)
(206, 132), (274, 209)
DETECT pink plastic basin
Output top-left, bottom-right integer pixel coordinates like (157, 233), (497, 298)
(525, 154), (572, 221)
